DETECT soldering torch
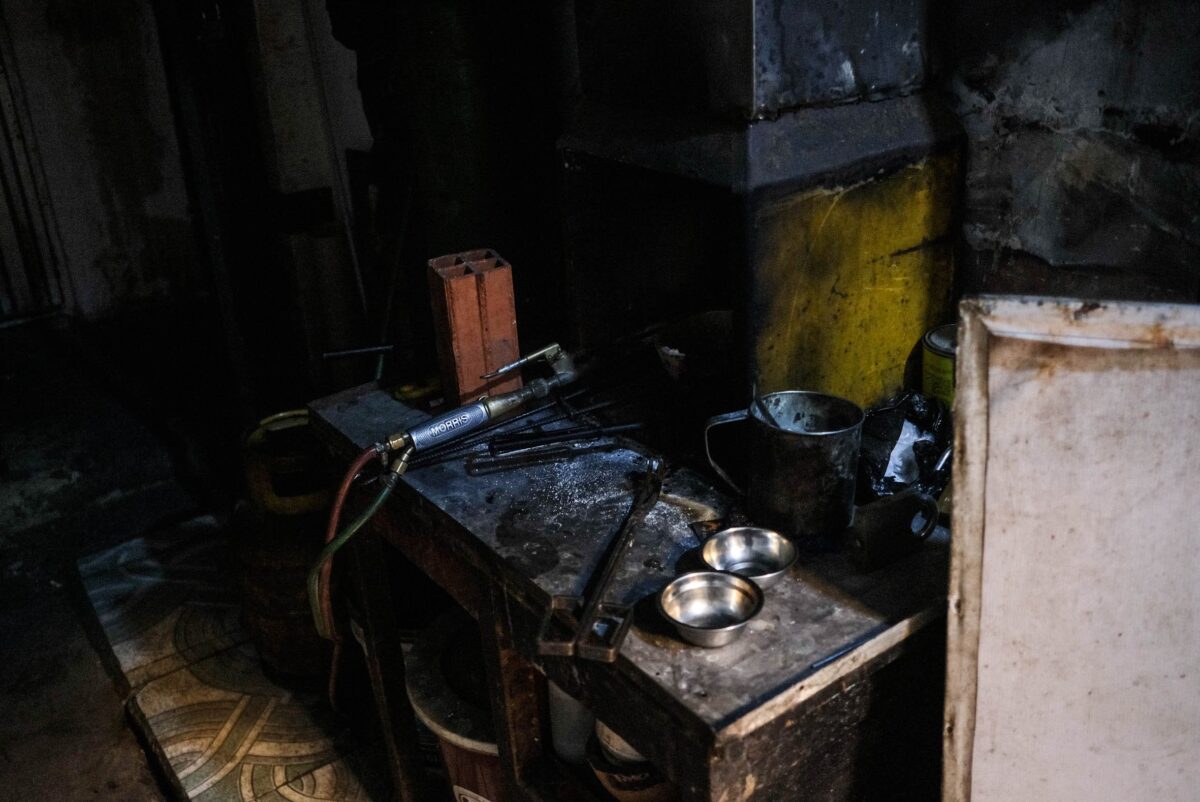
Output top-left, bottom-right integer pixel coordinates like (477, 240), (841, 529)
(308, 343), (579, 640)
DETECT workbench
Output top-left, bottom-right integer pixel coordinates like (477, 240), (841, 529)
(310, 383), (949, 802)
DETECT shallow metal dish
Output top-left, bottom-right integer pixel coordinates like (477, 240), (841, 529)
(701, 526), (797, 589)
(658, 571), (763, 648)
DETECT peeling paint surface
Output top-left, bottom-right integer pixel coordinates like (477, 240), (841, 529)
(751, 154), (957, 408)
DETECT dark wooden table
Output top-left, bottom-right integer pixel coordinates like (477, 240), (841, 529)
(311, 383), (949, 802)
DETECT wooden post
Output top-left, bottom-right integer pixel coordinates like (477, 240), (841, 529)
(346, 531), (437, 801)
(429, 249), (521, 403)
(479, 582), (550, 800)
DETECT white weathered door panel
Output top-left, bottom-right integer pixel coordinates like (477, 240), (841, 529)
(945, 297), (1200, 802)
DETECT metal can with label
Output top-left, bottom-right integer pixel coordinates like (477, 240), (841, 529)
(921, 324), (957, 407)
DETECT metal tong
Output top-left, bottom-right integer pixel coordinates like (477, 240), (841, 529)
(537, 458), (665, 662)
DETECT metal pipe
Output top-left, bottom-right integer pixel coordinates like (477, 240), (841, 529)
(322, 344), (395, 360)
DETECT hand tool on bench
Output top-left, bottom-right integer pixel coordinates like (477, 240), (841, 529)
(464, 440), (622, 475)
(487, 420), (643, 455)
(538, 458), (665, 662)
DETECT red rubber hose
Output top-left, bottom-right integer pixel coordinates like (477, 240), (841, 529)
(318, 445), (378, 641)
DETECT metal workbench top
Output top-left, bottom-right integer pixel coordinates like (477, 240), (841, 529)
(311, 383), (949, 738)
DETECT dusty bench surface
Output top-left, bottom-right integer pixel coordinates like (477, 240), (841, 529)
(311, 384), (948, 729)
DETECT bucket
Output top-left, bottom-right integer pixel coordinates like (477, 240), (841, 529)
(585, 733), (678, 802)
(406, 610), (504, 802)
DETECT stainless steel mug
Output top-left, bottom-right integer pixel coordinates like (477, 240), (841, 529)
(705, 391), (864, 543)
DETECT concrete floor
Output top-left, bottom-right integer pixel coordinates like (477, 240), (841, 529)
(0, 321), (207, 802)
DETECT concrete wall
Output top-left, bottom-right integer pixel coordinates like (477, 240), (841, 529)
(3, 0), (195, 318)
(936, 0), (1200, 301)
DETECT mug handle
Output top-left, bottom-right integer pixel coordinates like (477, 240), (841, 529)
(908, 491), (941, 541)
(704, 410), (748, 494)
(848, 490), (941, 572)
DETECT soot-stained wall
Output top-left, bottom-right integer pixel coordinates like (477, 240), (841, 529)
(935, 0), (1200, 302)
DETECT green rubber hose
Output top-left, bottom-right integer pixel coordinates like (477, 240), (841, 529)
(307, 481), (394, 640)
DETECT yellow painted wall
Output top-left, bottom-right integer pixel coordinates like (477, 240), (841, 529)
(751, 153), (956, 408)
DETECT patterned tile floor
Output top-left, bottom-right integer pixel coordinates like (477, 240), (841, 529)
(78, 516), (245, 691)
(79, 516), (382, 802)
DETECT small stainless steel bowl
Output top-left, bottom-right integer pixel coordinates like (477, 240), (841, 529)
(700, 526), (797, 589)
(658, 571), (763, 648)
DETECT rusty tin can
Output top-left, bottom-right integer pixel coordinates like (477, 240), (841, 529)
(921, 324), (957, 407)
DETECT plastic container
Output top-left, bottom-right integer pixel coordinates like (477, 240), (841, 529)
(548, 682), (594, 765)
(586, 733), (678, 802)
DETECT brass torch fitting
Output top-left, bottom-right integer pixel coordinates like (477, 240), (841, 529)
(384, 431), (413, 454)
(384, 444), (415, 485)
